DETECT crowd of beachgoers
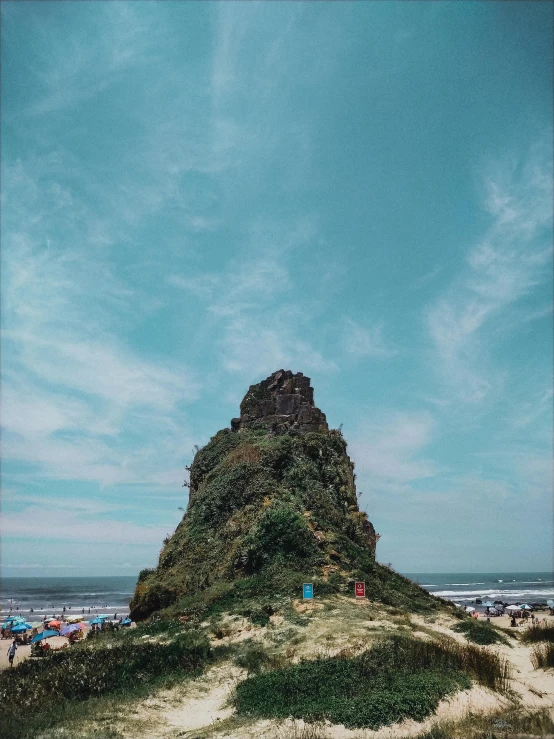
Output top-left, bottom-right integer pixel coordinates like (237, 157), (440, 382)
(1, 601), (134, 667)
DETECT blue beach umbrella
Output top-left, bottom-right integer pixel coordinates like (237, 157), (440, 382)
(10, 623), (32, 633)
(2, 616), (26, 626)
(482, 602), (495, 607)
(89, 617), (105, 625)
(30, 630), (59, 644)
(120, 618), (132, 626)
(520, 604), (533, 610)
(97, 614), (110, 619)
(547, 600), (554, 608)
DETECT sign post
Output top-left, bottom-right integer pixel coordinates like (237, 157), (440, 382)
(355, 581), (366, 598)
(303, 583), (313, 600)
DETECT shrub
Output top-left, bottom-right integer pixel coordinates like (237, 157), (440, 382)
(188, 428), (241, 492)
(235, 634), (510, 730)
(453, 619), (509, 646)
(235, 641), (468, 729)
(0, 630), (211, 739)
(233, 643), (272, 673)
(242, 502), (321, 572)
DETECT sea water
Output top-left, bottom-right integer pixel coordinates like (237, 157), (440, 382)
(403, 571), (554, 604)
(1, 572), (553, 614)
(0, 576), (137, 614)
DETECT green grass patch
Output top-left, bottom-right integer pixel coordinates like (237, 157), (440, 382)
(0, 629), (211, 739)
(234, 634), (511, 730)
(370, 564), (452, 615)
(452, 618), (510, 646)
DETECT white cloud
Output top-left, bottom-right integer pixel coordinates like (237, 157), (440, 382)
(426, 141), (553, 403)
(19, 2), (164, 118)
(1, 155), (199, 487)
(511, 387), (553, 429)
(2, 507), (173, 545)
(221, 312), (337, 379)
(350, 411), (438, 495)
(342, 318), (397, 359)
(410, 266), (442, 290)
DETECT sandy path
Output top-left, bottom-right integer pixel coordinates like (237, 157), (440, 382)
(124, 663), (246, 739)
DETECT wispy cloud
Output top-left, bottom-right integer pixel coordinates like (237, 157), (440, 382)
(350, 411), (438, 497)
(341, 318), (397, 359)
(19, 2), (163, 117)
(511, 387), (553, 429)
(2, 507), (173, 545)
(426, 140), (553, 403)
(410, 266), (442, 291)
(1, 155), (198, 488)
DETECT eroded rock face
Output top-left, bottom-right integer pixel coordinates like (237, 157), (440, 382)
(231, 370), (329, 434)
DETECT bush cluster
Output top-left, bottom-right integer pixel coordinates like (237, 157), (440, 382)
(0, 630), (211, 739)
(235, 634), (511, 730)
(452, 619), (510, 646)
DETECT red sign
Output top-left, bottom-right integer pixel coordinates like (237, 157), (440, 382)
(355, 581), (365, 598)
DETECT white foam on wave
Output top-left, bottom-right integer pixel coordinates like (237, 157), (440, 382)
(434, 588), (554, 598)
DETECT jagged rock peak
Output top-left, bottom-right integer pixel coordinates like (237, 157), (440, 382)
(231, 369), (329, 434)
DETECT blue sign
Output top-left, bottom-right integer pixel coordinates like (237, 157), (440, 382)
(303, 583), (313, 600)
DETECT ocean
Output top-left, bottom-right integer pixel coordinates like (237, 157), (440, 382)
(1, 576), (137, 616)
(403, 572), (554, 605)
(1, 572), (553, 616)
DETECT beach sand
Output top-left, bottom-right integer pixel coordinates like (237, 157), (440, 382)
(0, 635), (69, 670)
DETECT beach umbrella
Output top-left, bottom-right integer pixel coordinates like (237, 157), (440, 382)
(10, 623), (32, 633)
(89, 617), (106, 625)
(520, 604), (533, 610)
(465, 606), (475, 613)
(30, 630), (60, 644)
(2, 616), (26, 626)
(547, 599), (554, 608)
(120, 618), (132, 626)
(48, 620), (62, 628)
(506, 605), (520, 611)
(30, 622), (43, 629)
(97, 614), (110, 619)
(66, 615), (83, 624)
(60, 623), (85, 636)
(482, 602), (495, 607)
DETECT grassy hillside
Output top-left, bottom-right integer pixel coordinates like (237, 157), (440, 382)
(131, 426), (445, 621)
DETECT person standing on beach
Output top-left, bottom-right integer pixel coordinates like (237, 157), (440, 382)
(7, 640), (17, 667)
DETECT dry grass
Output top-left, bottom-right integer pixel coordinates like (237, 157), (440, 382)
(530, 642), (554, 669)
(417, 706), (554, 738)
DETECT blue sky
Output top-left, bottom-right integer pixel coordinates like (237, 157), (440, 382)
(1, 1), (552, 576)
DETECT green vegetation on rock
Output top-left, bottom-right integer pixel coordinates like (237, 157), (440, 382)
(130, 371), (449, 621)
